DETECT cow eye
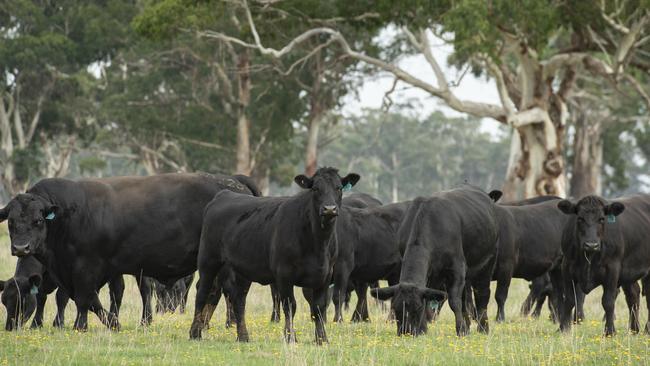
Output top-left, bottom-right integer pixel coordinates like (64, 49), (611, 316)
(598, 218), (605, 224)
(33, 218), (43, 226)
(577, 217), (585, 223)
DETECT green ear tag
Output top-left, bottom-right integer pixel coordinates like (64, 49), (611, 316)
(607, 214), (616, 223)
(30, 285), (38, 295)
(429, 300), (439, 311)
(343, 183), (352, 192)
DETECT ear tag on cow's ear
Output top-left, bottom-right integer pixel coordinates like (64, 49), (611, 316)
(30, 285), (38, 295)
(607, 214), (616, 223)
(45, 212), (55, 220)
(343, 183), (352, 192)
(429, 300), (439, 311)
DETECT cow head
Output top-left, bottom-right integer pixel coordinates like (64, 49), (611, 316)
(557, 196), (625, 253)
(371, 283), (446, 336)
(0, 193), (59, 256)
(0, 274), (41, 331)
(294, 167), (360, 228)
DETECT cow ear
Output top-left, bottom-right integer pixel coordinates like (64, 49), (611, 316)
(28, 274), (42, 289)
(341, 173), (360, 188)
(557, 200), (576, 215)
(370, 285), (397, 300)
(421, 288), (447, 302)
(0, 204), (8, 222)
(294, 174), (313, 189)
(604, 202), (625, 217)
(488, 190), (502, 202)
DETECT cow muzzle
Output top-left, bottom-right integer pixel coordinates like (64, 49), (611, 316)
(583, 241), (601, 252)
(320, 205), (338, 217)
(11, 243), (31, 256)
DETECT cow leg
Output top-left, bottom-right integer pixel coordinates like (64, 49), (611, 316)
(230, 277), (251, 342)
(30, 290), (48, 329)
(622, 282), (641, 334)
(179, 276), (193, 314)
(108, 276), (125, 318)
(351, 282), (370, 322)
(642, 276), (650, 334)
(533, 294), (546, 319)
(601, 270), (619, 336)
(549, 267), (565, 325)
(331, 266), (350, 323)
(189, 265), (221, 340)
(573, 286), (585, 323)
(472, 276), (491, 334)
(494, 273), (512, 323)
(447, 270), (469, 336)
(135, 276), (153, 326)
(53, 288), (69, 328)
(305, 285), (329, 345)
(270, 284), (281, 323)
(88, 293), (120, 331)
(278, 282), (298, 343)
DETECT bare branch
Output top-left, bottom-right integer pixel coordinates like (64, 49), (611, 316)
(624, 73), (650, 110)
(199, 0), (507, 121)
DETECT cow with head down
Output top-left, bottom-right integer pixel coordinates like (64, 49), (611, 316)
(557, 194), (650, 336)
(371, 185), (500, 337)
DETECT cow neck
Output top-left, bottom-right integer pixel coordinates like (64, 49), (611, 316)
(399, 242), (432, 287)
(297, 190), (336, 250)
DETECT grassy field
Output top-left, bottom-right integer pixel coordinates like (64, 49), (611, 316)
(1, 225), (650, 365)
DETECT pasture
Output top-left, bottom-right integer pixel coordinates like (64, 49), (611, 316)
(0, 227), (649, 365)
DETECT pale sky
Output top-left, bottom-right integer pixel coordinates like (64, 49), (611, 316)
(341, 35), (504, 135)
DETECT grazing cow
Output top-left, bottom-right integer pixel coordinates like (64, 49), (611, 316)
(332, 200), (410, 323)
(557, 194), (650, 335)
(0, 173), (259, 331)
(0, 256), (149, 330)
(149, 274), (194, 314)
(372, 186), (499, 336)
(190, 167), (360, 344)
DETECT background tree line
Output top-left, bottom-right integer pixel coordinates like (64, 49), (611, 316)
(1, 0), (649, 202)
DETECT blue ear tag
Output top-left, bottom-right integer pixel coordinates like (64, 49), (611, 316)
(429, 300), (439, 311)
(45, 212), (55, 220)
(607, 214), (616, 223)
(343, 183), (352, 192)
(30, 285), (38, 295)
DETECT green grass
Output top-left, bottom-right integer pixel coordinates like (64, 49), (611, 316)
(1, 224), (650, 365)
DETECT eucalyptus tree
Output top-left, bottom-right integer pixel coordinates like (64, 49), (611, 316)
(0, 0), (136, 197)
(200, 0), (650, 199)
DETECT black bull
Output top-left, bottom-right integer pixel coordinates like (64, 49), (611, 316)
(0, 173), (260, 331)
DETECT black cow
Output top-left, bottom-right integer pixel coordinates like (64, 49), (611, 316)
(490, 196), (574, 323)
(557, 194), (650, 335)
(149, 274), (194, 314)
(332, 200), (410, 323)
(190, 167), (359, 344)
(372, 186), (499, 336)
(0, 173), (259, 331)
(0, 256), (151, 330)
(268, 192), (384, 323)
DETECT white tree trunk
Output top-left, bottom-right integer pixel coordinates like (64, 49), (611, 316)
(235, 50), (252, 175)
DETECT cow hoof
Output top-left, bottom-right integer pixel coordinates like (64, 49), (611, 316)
(189, 325), (203, 340)
(237, 334), (250, 342)
(30, 322), (43, 329)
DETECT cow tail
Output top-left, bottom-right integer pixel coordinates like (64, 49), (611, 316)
(233, 175), (263, 197)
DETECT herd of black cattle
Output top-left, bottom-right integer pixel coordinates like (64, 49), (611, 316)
(0, 168), (649, 344)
